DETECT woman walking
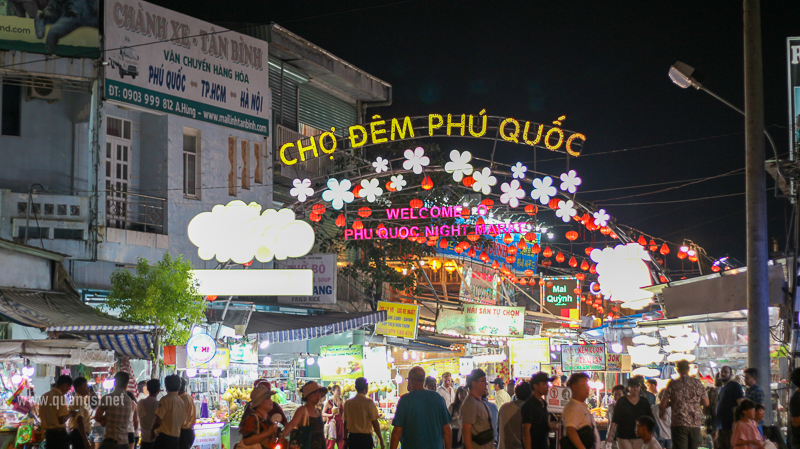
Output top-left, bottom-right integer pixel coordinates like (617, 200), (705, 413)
(607, 378), (655, 449)
(322, 385), (345, 449)
(449, 387), (469, 448)
(281, 382), (328, 449)
(238, 385), (281, 449)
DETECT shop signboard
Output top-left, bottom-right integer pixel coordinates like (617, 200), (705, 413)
(459, 266), (500, 305)
(513, 362), (541, 378)
(789, 37), (800, 175)
(437, 229), (540, 274)
(436, 309), (466, 335)
(464, 305), (524, 337)
(509, 338), (549, 364)
(193, 422), (228, 449)
(319, 345), (363, 380)
(187, 333), (216, 364)
(276, 254), (337, 305)
(541, 277), (580, 327)
(606, 352), (622, 372)
(230, 342), (258, 364)
(188, 347), (230, 370)
(363, 346), (390, 382)
(0, 1), (98, 57)
(561, 344), (606, 371)
(375, 301), (419, 339)
(104, 0), (270, 135)
(546, 386), (572, 413)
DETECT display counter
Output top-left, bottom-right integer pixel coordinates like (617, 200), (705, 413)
(193, 422), (230, 449)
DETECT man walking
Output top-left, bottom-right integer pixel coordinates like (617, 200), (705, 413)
(462, 369), (494, 449)
(563, 373), (601, 449)
(41, 375), (77, 449)
(343, 377), (385, 449)
(493, 378), (512, 409)
(660, 360), (709, 449)
(138, 379), (161, 449)
(95, 372), (134, 449)
(715, 366), (743, 449)
(498, 381), (531, 449)
(438, 373), (456, 410)
(178, 379), (196, 449)
(390, 366), (452, 449)
(69, 377), (93, 449)
(522, 373), (551, 449)
(152, 375), (185, 449)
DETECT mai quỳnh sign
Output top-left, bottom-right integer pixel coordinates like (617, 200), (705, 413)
(561, 343), (606, 372)
(375, 301), (419, 339)
(541, 277), (580, 327)
(464, 305), (524, 337)
(0, 0), (98, 57)
(319, 345), (363, 380)
(104, 0), (269, 135)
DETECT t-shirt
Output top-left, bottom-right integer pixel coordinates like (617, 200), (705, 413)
(495, 389), (512, 409)
(642, 438), (663, 449)
(69, 395), (92, 432)
(664, 376), (707, 428)
(138, 396), (160, 443)
(716, 382), (744, 431)
(40, 387), (69, 430)
(521, 396), (549, 449)
(497, 400), (525, 449)
(438, 386), (455, 410)
(652, 403), (671, 440)
(562, 399), (600, 449)
(789, 390), (800, 449)
(155, 392), (185, 438)
(392, 389), (451, 449)
(179, 393), (196, 429)
(461, 395), (493, 449)
(343, 393), (379, 435)
(611, 396), (653, 440)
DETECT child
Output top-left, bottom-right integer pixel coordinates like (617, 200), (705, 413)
(754, 404), (765, 440)
(636, 416), (663, 449)
(731, 399), (764, 449)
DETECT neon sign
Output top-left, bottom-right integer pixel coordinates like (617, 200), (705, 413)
(186, 333), (216, 364)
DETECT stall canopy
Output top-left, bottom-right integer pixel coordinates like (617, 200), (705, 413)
(0, 340), (115, 366)
(0, 289), (155, 359)
(242, 310), (388, 343)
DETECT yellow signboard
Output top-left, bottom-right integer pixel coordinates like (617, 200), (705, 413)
(509, 338), (550, 364)
(188, 347), (230, 370)
(376, 301), (419, 339)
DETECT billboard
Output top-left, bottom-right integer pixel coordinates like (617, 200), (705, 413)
(375, 301), (419, 339)
(789, 37), (800, 166)
(104, 0), (269, 135)
(561, 343), (606, 371)
(464, 305), (524, 337)
(459, 266), (500, 305)
(319, 345), (363, 381)
(0, 0), (98, 56)
(275, 254), (337, 305)
(436, 225), (540, 273)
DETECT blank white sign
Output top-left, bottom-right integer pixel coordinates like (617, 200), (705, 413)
(192, 269), (314, 296)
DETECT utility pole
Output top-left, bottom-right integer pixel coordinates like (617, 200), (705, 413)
(744, 0), (773, 424)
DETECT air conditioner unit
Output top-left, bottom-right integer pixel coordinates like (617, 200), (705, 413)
(27, 77), (62, 102)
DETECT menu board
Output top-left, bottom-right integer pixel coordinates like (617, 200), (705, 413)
(464, 305), (525, 337)
(319, 345), (364, 380)
(375, 301), (419, 339)
(509, 338), (550, 364)
(561, 344), (606, 371)
(606, 353), (622, 372)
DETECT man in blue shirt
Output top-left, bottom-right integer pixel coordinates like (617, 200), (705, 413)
(715, 366), (743, 449)
(391, 366), (452, 449)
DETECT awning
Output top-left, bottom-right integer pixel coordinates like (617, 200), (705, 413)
(0, 340), (115, 366)
(84, 333), (153, 360)
(250, 310), (388, 343)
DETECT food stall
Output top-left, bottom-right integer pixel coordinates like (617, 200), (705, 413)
(182, 333), (232, 449)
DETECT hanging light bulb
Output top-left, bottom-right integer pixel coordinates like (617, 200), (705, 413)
(260, 340), (270, 349)
(262, 356), (272, 366)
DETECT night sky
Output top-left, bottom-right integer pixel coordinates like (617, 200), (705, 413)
(154, 0), (800, 263)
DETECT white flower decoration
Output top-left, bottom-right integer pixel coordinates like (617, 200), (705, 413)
(511, 162), (528, 179)
(500, 180), (525, 208)
(402, 147), (430, 175)
(530, 177), (557, 205)
(290, 178), (314, 202)
(444, 150), (473, 182)
(359, 178), (383, 203)
(321, 178), (354, 210)
(372, 157), (389, 173)
(390, 174), (407, 191)
(593, 208), (610, 227)
(560, 170), (582, 194)
(555, 200), (578, 223)
(471, 167), (497, 195)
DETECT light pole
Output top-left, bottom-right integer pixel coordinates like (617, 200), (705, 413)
(667, 0), (772, 424)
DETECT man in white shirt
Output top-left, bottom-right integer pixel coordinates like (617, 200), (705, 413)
(636, 416), (663, 449)
(138, 379), (161, 449)
(438, 372), (456, 410)
(493, 378), (511, 409)
(562, 373), (600, 449)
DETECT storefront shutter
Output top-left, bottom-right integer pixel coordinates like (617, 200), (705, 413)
(299, 83), (357, 135)
(269, 61), (301, 132)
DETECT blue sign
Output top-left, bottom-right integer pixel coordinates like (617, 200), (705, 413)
(436, 230), (540, 273)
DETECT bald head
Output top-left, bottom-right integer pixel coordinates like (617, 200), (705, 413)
(408, 366), (426, 391)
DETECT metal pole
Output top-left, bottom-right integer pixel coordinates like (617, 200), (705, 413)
(744, 0), (773, 425)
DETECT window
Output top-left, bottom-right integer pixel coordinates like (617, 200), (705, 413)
(183, 128), (201, 198)
(1, 80), (22, 136)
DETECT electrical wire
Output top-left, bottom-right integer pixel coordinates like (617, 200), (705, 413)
(580, 172), (745, 194)
(597, 167), (745, 203)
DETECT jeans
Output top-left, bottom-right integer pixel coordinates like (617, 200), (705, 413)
(671, 427), (702, 449)
(45, 429), (71, 449)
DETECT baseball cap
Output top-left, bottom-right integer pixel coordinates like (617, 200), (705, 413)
(492, 377), (505, 388)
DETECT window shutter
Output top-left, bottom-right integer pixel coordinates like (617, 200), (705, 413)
(299, 83), (357, 135)
(269, 63), (300, 131)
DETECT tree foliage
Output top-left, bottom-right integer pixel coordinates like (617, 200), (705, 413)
(104, 253), (206, 346)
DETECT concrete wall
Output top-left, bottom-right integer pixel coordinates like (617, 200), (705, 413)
(0, 247), (52, 290)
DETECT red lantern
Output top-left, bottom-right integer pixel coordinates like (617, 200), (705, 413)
(524, 269), (534, 277)
(352, 220), (364, 230)
(569, 256), (578, 268)
(507, 246), (518, 255)
(410, 199), (423, 209)
(503, 233), (513, 244)
(524, 204), (538, 216)
(468, 247), (477, 258)
(580, 296), (586, 303)
(492, 260), (499, 270)
(542, 259), (552, 268)
(480, 199), (495, 209)
(637, 235), (647, 246)
(546, 281), (554, 288)
(659, 275), (668, 283)
(537, 278), (545, 286)
(612, 306), (619, 312)
(600, 226), (612, 235)
(649, 239), (658, 252)
(590, 264), (597, 274)
(439, 238), (449, 249)
(335, 214), (346, 227)
(712, 265), (721, 272)
(427, 239), (437, 247)
(518, 238), (527, 250)
(353, 184), (362, 198)
(421, 176), (434, 190)
(476, 217), (485, 226)
(688, 255), (698, 262)
(310, 213), (322, 222)
(677, 251), (687, 260)
(480, 251), (490, 262)
(505, 255), (516, 264)
(312, 204), (326, 215)
(576, 272), (585, 281)
(581, 213), (591, 224)
(573, 287), (581, 295)
(584, 247), (594, 256)
(525, 232), (537, 242)
(461, 207), (470, 218)
(463, 176), (475, 187)
(358, 207), (372, 218)
(555, 252), (565, 263)
(660, 243), (670, 255)
(467, 233), (480, 242)
(610, 231), (618, 239)
(385, 181), (396, 192)
(531, 243), (541, 254)
(565, 230), (579, 241)
(586, 221), (599, 231)
(543, 247), (553, 258)
(580, 260), (590, 271)
(206, 295), (217, 301)
(519, 278), (528, 286)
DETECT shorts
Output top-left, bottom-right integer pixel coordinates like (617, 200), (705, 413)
(92, 426), (106, 443)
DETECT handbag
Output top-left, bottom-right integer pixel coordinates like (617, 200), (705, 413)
(289, 408), (313, 449)
(235, 412), (269, 449)
(470, 399), (494, 446)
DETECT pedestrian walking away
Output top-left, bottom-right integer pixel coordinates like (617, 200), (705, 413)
(96, 372), (135, 449)
(179, 379), (196, 449)
(152, 375), (185, 449)
(493, 378), (512, 409)
(497, 380), (532, 449)
(522, 372), (552, 449)
(138, 379), (162, 449)
(661, 360), (709, 449)
(42, 375), (77, 449)
(280, 381), (328, 449)
(652, 390), (671, 449)
(342, 377), (385, 449)
(389, 366), (452, 449)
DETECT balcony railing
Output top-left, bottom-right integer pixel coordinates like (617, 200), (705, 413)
(105, 189), (166, 234)
(275, 124), (334, 178)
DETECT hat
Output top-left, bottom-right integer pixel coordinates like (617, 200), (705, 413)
(300, 381), (328, 401)
(249, 385), (277, 408)
(492, 377), (505, 388)
(530, 372), (554, 385)
(254, 379), (272, 390)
